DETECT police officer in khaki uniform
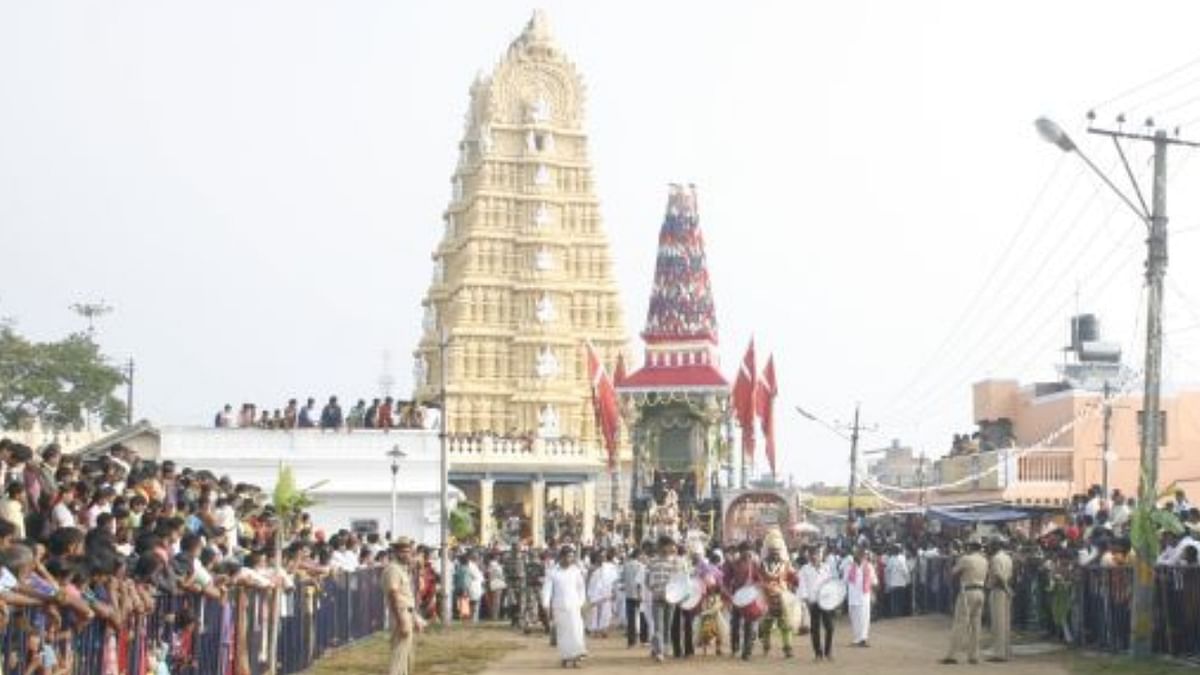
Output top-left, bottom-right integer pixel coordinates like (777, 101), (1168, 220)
(940, 537), (988, 665)
(986, 537), (1013, 662)
(385, 537), (420, 675)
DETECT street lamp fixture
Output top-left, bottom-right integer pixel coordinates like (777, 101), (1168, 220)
(1035, 117), (1076, 152)
(1034, 116), (1150, 225)
(387, 445), (406, 541)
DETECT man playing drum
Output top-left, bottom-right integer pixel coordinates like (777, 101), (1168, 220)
(799, 546), (837, 661)
(759, 530), (798, 659)
(646, 535), (686, 663)
(722, 541), (761, 660)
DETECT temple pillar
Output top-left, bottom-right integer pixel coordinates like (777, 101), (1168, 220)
(582, 477), (596, 544)
(479, 477), (495, 544)
(531, 476), (546, 547)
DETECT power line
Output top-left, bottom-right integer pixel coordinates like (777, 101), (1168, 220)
(884, 155), (1126, 424)
(1091, 53), (1200, 113)
(879, 155), (1069, 414)
(879, 159), (1094, 422)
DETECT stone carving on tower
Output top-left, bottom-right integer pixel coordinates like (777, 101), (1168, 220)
(413, 11), (628, 456)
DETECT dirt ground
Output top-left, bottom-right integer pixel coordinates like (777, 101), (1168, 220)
(477, 614), (1075, 675)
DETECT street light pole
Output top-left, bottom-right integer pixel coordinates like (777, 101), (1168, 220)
(387, 445), (405, 540)
(848, 403), (861, 523)
(438, 327), (452, 626)
(1035, 116), (1198, 657)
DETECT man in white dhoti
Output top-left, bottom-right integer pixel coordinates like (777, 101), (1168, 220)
(587, 550), (619, 637)
(543, 546), (588, 667)
(843, 547), (877, 647)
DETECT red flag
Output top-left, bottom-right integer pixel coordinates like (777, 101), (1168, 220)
(731, 339), (757, 459)
(756, 356), (778, 475)
(585, 342), (621, 469)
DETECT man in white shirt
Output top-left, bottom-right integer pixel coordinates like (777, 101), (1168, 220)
(842, 548), (877, 647)
(542, 547), (588, 666)
(331, 536), (360, 573)
(798, 546), (835, 661)
(50, 489), (77, 529)
(1159, 533), (1199, 566)
(1110, 493), (1131, 533)
(1175, 490), (1193, 518)
(884, 544), (912, 618)
(1084, 487), (1104, 519)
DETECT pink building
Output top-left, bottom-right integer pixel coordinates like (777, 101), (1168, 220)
(931, 315), (1200, 506)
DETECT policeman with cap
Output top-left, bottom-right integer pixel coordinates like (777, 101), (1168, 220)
(385, 537), (419, 675)
(986, 536), (1013, 662)
(941, 535), (988, 665)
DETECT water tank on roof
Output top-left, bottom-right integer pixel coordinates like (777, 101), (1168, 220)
(1071, 314), (1099, 352)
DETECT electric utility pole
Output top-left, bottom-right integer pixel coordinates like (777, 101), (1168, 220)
(1037, 115), (1200, 657)
(125, 358), (135, 426)
(848, 404), (862, 523)
(1101, 380), (1112, 503)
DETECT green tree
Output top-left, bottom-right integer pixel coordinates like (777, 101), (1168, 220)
(0, 326), (127, 431)
(272, 464), (320, 539)
(450, 501), (478, 542)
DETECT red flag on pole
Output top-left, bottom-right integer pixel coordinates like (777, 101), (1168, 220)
(756, 355), (778, 476)
(731, 339), (757, 459)
(585, 342), (621, 469)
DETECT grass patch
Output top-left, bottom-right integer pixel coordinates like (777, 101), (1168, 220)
(1069, 654), (1196, 675)
(306, 624), (520, 675)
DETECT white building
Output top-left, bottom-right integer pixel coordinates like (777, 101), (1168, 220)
(81, 424), (453, 545)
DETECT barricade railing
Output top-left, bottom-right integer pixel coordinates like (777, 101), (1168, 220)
(915, 556), (957, 615)
(0, 567), (385, 675)
(1072, 566), (1132, 653)
(916, 558), (1200, 658)
(1155, 566), (1200, 657)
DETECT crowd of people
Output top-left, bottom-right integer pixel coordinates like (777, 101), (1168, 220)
(423, 482), (1200, 669)
(212, 396), (430, 431)
(0, 436), (419, 674)
(5, 430), (1192, 675)
(436, 527), (1007, 668)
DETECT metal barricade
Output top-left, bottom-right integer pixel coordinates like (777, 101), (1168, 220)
(1072, 567), (1132, 652)
(1155, 566), (1200, 657)
(915, 556), (957, 616)
(0, 569), (387, 675)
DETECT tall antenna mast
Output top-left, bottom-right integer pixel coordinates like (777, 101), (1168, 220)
(378, 350), (396, 398)
(69, 300), (113, 336)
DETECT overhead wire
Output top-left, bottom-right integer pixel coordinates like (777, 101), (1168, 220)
(888, 137), (1177, 432)
(877, 155), (1069, 416)
(877, 159), (1095, 426)
(1091, 53), (1200, 115)
(883, 152), (1127, 425)
(880, 145), (1166, 453)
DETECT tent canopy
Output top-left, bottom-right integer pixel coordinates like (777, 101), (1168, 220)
(926, 507), (1032, 524)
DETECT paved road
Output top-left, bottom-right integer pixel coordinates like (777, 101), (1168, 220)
(478, 614), (1073, 675)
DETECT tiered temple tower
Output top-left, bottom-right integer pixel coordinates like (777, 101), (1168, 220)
(412, 12), (629, 541)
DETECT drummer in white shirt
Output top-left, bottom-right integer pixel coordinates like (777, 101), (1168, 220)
(798, 546), (836, 661)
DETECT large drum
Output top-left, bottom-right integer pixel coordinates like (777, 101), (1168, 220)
(732, 585), (767, 621)
(664, 574), (691, 605)
(679, 577), (706, 611)
(817, 579), (848, 611)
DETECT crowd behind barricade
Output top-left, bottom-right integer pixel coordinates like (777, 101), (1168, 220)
(0, 437), (401, 674)
(212, 396), (431, 431)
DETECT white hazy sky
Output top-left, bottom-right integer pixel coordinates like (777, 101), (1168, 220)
(5, 1), (1200, 486)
